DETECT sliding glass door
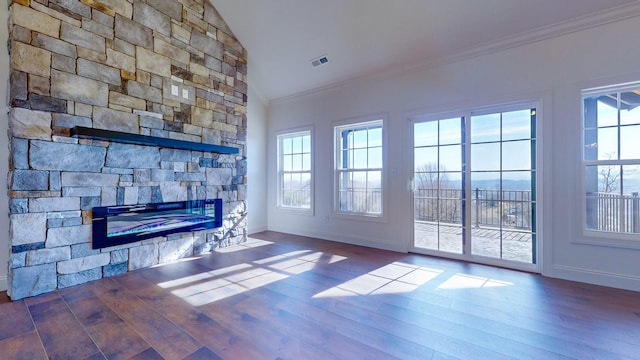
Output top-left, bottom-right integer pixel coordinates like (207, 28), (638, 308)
(412, 106), (537, 270)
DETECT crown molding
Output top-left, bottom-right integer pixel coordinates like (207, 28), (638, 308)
(409, 1), (640, 74)
(270, 1), (640, 105)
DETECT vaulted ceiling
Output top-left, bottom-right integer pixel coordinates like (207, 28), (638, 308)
(209, 0), (640, 102)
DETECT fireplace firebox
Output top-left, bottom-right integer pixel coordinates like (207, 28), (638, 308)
(92, 199), (223, 249)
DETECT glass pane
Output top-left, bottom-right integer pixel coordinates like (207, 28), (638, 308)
(502, 171), (532, 192)
(502, 171), (533, 234)
(339, 149), (349, 169)
(585, 194), (600, 231)
(339, 171), (353, 191)
(302, 154), (311, 171)
(597, 127), (618, 160)
(353, 148), (367, 168)
(292, 154), (302, 171)
(500, 200), (532, 229)
(352, 171), (366, 189)
(471, 142), (500, 171)
(440, 174), (462, 200)
(282, 137), (292, 154)
(623, 165), (640, 194)
(353, 129), (367, 148)
(471, 171), (501, 186)
(282, 173), (291, 190)
(367, 170), (382, 190)
(440, 118), (461, 145)
(471, 227), (500, 258)
(502, 110), (532, 141)
(471, 113), (500, 143)
(368, 147), (382, 168)
(620, 100), (640, 125)
(291, 173), (302, 190)
(368, 127), (382, 147)
(301, 173), (311, 188)
(584, 128), (598, 161)
(414, 187), (437, 217)
(439, 198), (462, 223)
(502, 209), (533, 262)
(597, 97), (618, 127)
(292, 136), (302, 153)
(502, 140), (531, 171)
(413, 221), (439, 251)
(620, 125), (640, 160)
(437, 224), (463, 254)
(302, 135), (311, 152)
(470, 171), (501, 228)
(439, 145), (462, 172)
(340, 130), (352, 149)
(414, 121), (438, 147)
(584, 165), (599, 195)
(414, 147), (438, 171)
(339, 190), (350, 212)
(414, 172), (439, 192)
(367, 171), (382, 213)
(595, 165), (621, 194)
(283, 155), (292, 171)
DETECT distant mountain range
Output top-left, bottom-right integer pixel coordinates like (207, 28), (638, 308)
(470, 179), (532, 191)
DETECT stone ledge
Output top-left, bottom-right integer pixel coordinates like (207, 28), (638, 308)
(70, 126), (240, 154)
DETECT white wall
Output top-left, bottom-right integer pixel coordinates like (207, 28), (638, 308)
(247, 86), (268, 233)
(0, 2), (10, 291)
(267, 15), (640, 291)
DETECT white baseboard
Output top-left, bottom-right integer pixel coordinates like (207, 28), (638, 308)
(0, 275), (7, 292)
(267, 225), (405, 253)
(550, 265), (640, 292)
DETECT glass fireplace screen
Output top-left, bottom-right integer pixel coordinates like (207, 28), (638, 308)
(92, 199), (222, 249)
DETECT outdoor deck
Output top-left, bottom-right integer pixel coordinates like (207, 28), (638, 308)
(414, 221), (533, 263)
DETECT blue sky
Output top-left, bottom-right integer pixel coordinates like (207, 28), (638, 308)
(414, 109), (534, 186)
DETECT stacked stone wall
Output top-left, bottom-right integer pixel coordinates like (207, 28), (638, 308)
(7, 0), (248, 300)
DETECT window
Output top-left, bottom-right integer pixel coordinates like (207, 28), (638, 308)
(583, 84), (640, 235)
(335, 119), (383, 216)
(277, 130), (312, 210)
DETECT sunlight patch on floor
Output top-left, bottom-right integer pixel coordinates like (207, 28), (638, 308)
(157, 249), (347, 306)
(151, 256), (203, 267)
(313, 262), (443, 298)
(214, 238), (275, 253)
(437, 273), (513, 290)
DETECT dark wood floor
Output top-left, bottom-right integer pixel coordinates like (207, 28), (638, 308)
(0, 231), (639, 360)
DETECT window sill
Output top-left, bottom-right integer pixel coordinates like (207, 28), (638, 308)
(576, 230), (640, 250)
(276, 206), (314, 216)
(332, 211), (387, 224)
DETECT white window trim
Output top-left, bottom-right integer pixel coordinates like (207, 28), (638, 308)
(578, 82), (640, 249)
(332, 114), (388, 222)
(276, 126), (314, 214)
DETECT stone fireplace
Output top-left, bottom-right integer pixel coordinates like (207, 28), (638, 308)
(7, 0), (248, 300)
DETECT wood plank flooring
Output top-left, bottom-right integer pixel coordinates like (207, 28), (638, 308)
(0, 230), (639, 359)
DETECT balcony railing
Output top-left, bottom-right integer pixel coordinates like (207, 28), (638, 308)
(333, 188), (639, 234)
(414, 188), (533, 230)
(339, 188), (382, 214)
(281, 189), (311, 208)
(586, 192), (640, 233)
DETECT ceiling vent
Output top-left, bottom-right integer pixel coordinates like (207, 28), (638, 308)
(310, 55), (329, 67)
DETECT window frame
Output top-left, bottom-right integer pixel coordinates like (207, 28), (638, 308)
(333, 116), (387, 221)
(581, 81), (640, 248)
(276, 127), (314, 213)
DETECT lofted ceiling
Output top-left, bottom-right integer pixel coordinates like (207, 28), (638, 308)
(209, 0), (640, 102)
